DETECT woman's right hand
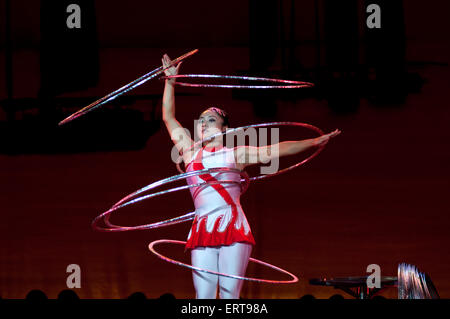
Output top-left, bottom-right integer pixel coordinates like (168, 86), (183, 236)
(162, 54), (182, 81)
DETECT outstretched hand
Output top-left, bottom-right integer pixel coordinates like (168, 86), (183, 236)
(162, 54), (182, 80)
(315, 129), (342, 147)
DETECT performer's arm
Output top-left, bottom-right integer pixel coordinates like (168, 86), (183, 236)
(235, 129), (341, 168)
(161, 54), (193, 158)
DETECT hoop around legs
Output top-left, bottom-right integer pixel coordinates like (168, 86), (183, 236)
(149, 239), (299, 284)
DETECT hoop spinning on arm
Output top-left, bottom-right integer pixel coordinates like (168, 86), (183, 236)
(176, 121), (325, 181)
(58, 49), (199, 126)
(161, 74), (314, 89)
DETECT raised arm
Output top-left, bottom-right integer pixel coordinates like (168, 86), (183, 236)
(234, 129), (341, 169)
(161, 54), (194, 161)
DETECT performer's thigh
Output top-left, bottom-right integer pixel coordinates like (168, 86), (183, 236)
(218, 242), (252, 299)
(191, 246), (219, 299)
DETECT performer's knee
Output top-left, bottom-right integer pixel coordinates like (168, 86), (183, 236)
(219, 279), (242, 299)
(193, 270), (218, 298)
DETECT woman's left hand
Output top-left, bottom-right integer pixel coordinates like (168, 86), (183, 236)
(314, 129), (342, 147)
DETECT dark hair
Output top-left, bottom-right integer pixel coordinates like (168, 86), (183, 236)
(204, 107), (229, 127)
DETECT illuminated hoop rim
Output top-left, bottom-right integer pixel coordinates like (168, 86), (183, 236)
(149, 239), (299, 284)
(177, 122), (325, 181)
(161, 74), (314, 89)
(58, 49), (199, 126)
(92, 167), (250, 232)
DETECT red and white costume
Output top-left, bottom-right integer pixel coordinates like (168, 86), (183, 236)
(185, 145), (255, 250)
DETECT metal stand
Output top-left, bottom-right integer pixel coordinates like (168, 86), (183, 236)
(309, 276), (398, 299)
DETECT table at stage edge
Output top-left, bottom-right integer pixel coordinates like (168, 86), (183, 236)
(309, 276), (398, 299)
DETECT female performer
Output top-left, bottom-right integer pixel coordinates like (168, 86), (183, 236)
(161, 54), (340, 299)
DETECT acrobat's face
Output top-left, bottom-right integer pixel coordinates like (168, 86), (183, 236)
(197, 110), (227, 141)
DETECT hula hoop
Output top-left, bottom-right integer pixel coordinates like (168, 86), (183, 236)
(149, 239), (299, 284)
(58, 49), (198, 126)
(161, 74), (314, 89)
(177, 122), (325, 181)
(92, 167), (249, 232)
